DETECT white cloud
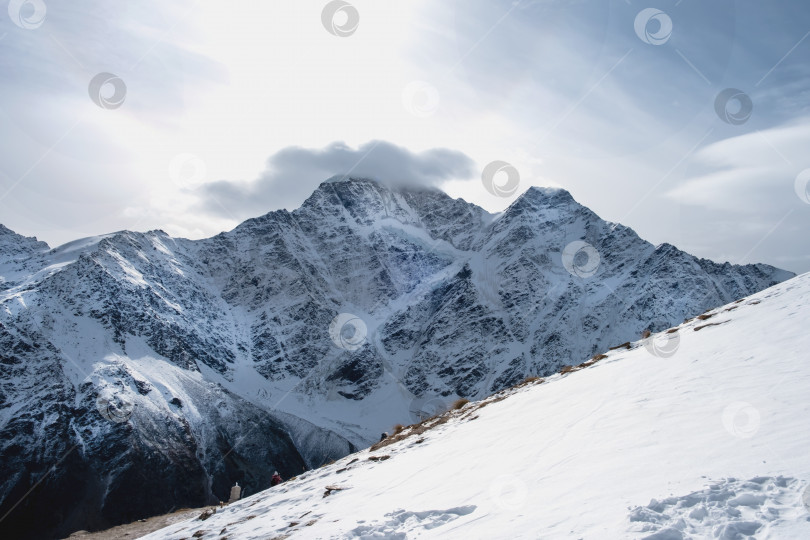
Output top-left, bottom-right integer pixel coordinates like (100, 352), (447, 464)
(197, 140), (476, 220)
(666, 120), (810, 211)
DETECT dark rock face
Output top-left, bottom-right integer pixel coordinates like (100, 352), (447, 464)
(0, 178), (793, 539)
(0, 319), (343, 539)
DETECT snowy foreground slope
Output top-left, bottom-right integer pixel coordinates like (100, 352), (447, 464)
(145, 273), (810, 539)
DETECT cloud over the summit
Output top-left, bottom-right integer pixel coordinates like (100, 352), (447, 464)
(197, 140), (476, 219)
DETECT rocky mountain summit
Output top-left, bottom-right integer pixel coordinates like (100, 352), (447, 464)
(0, 178), (792, 538)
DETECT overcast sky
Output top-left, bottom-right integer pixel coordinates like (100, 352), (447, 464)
(1, 0), (809, 273)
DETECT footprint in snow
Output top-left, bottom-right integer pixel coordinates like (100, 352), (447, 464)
(626, 476), (808, 539)
(344, 505), (476, 539)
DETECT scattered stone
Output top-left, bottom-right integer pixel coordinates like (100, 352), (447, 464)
(695, 321), (729, 331)
(323, 485), (347, 497)
(198, 508), (216, 521)
(134, 379), (152, 395)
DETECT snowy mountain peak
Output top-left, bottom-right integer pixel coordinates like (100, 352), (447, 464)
(0, 224), (49, 259)
(0, 179), (795, 538)
(520, 184), (576, 204)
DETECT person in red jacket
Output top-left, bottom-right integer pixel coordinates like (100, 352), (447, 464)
(270, 471), (283, 487)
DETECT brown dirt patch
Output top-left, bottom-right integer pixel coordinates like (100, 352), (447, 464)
(64, 507), (214, 540)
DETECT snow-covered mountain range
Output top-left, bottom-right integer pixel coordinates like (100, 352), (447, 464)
(143, 269), (810, 540)
(0, 178), (793, 538)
